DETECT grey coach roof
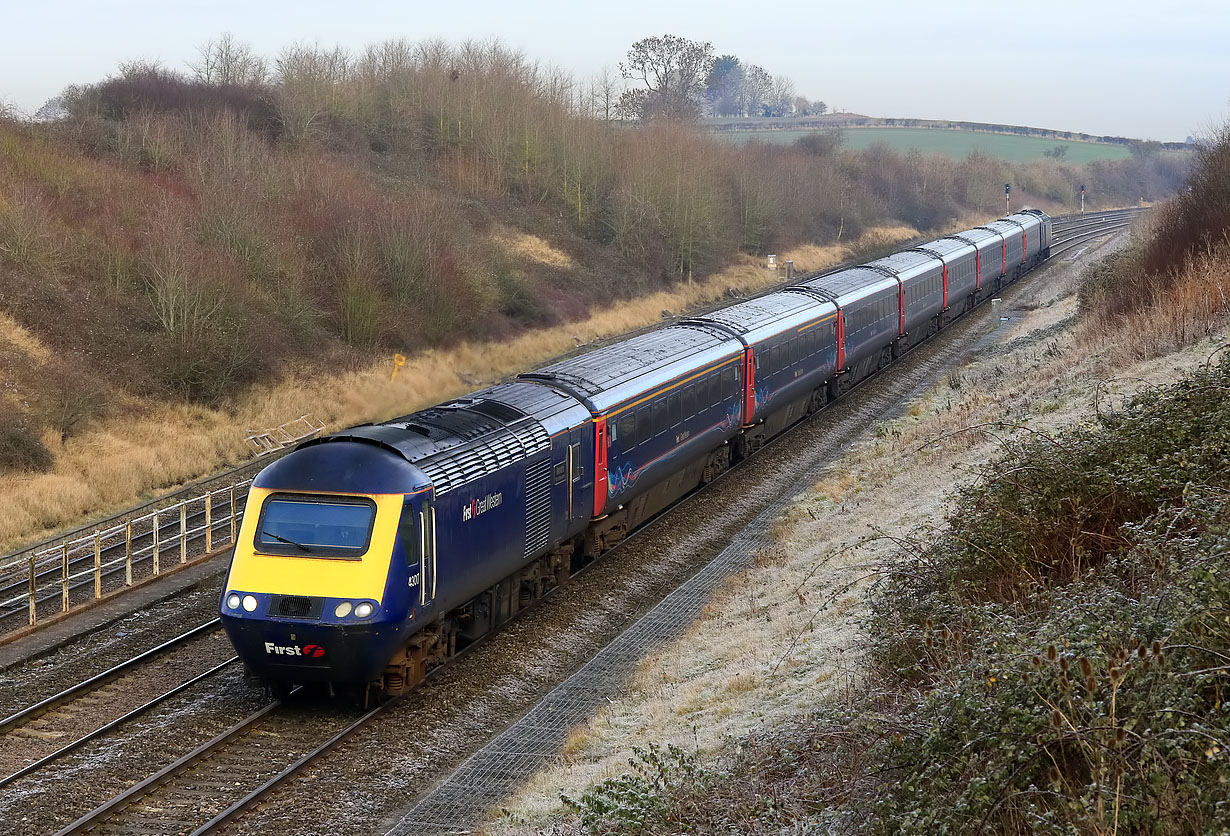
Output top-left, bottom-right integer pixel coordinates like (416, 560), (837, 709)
(522, 324), (743, 414)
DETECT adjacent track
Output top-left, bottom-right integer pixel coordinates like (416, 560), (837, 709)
(0, 621), (233, 791)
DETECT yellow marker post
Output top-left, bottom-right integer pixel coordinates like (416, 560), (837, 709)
(391, 353), (407, 381)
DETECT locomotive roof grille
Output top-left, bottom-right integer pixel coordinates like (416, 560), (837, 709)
(326, 397), (550, 495)
(415, 418), (549, 494)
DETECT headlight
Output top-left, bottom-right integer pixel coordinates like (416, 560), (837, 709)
(242, 594), (258, 612)
(334, 601), (353, 618)
(226, 593), (241, 610)
(354, 602), (374, 618)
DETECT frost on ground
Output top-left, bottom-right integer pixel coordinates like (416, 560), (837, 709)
(483, 233), (1230, 834)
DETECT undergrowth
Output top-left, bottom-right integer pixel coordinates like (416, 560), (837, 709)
(557, 355), (1230, 836)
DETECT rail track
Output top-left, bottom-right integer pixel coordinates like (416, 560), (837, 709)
(47, 695), (373, 836)
(6, 208), (1140, 836)
(0, 621), (234, 791)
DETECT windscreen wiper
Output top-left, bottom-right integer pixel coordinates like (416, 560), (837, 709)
(263, 531), (311, 553)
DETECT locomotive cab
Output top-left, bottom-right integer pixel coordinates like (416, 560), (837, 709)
(219, 440), (434, 690)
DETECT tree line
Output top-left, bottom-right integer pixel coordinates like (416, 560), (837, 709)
(615, 34), (825, 122)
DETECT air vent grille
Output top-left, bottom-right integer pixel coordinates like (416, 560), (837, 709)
(270, 594), (322, 620)
(523, 456), (552, 558)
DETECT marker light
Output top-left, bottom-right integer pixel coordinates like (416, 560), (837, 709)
(242, 594), (258, 612)
(226, 593), (241, 610)
(334, 601), (353, 618)
(354, 602), (375, 618)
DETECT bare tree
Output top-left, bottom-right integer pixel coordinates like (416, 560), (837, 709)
(768, 74), (796, 117)
(274, 43), (352, 145)
(589, 66), (623, 122)
(618, 34), (714, 121)
(740, 64), (773, 117)
(190, 33), (268, 86)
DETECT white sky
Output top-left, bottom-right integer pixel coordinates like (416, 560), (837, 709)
(0, 0), (1225, 140)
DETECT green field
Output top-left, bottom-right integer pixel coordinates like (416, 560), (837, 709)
(718, 126), (1152, 164)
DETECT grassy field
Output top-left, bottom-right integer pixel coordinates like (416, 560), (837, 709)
(718, 126), (1179, 163)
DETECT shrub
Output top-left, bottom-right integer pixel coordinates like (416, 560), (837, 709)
(0, 402), (53, 472)
(859, 356), (1230, 834)
(562, 745), (713, 835)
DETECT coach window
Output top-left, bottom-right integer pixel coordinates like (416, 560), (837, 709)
(683, 384), (695, 417)
(652, 398), (666, 435)
(669, 391), (681, 426)
(617, 412), (636, 449)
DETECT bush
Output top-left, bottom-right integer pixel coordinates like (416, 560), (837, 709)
(860, 355), (1230, 834)
(562, 745), (714, 836)
(861, 489), (1230, 835)
(0, 403), (53, 472)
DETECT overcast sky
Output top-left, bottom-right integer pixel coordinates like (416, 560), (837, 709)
(1, 0), (1224, 140)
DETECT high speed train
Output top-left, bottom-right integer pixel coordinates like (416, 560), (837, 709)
(219, 210), (1051, 696)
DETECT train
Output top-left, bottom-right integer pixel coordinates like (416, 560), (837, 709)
(219, 210), (1052, 697)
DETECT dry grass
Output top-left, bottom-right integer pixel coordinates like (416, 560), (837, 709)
(482, 234), (1230, 836)
(491, 225), (576, 269)
(0, 311), (52, 363)
(0, 225), (919, 552)
(1079, 245), (1230, 363)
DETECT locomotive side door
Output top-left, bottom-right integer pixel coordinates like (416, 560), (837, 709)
(418, 499), (436, 607)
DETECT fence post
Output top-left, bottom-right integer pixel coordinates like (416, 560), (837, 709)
(180, 503), (187, 564)
(152, 512), (160, 576)
(28, 555), (36, 626)
(125, 523), (133, 586)
(205, 493), (213, 553)
(230, 485), (237, 544)
(94, 532), (102, 598)
(62, 544), (69, 612)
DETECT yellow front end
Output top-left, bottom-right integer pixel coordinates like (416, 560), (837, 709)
(225, 487), (404, 603)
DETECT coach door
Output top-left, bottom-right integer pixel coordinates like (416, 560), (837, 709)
(567, 427), (586, 522)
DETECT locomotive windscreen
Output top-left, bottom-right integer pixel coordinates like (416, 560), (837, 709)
(255, 495), (377, 558)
